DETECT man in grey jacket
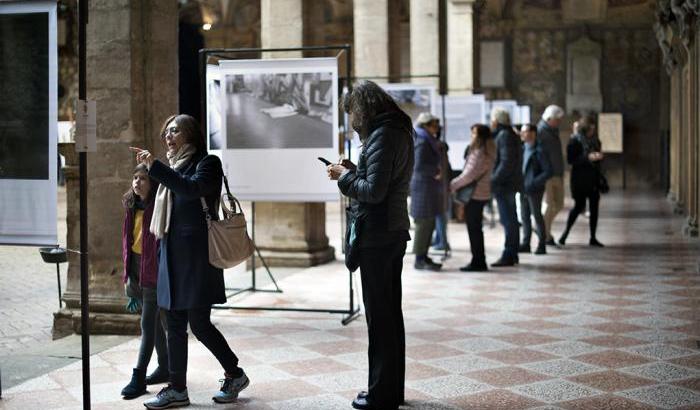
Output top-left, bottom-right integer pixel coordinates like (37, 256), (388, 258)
(537, 105), (565, 246)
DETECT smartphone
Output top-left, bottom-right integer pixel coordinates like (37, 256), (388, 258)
(318, 157), (332, 166)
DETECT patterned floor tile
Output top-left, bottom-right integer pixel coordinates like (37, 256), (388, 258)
(495, 332), (563, 347)
(446, 336), (517, 353)
(622, 343), (698, 360)
(478, 347), (558, 365)
(559, 394), (654, 410)
(448, 389), (544, 409)
(530, 340), (606, 358)
(504, 320), (569, 331)
(268, 393), (349, 410)
(591, 298), (647, 307)
(623, 315), (693, 329)
(616, 384), (700, 409)
(513, 379), (601, 403)
(405, 362), (451, 381)
(670, 354), (700, 369)
(590, 309), (650, 320)
(579, 335), (647, 349)
(242, 378), (324, 403)
(618, 362), (700, 382)
(274, 357), (354, 377)
(406, 374), (492, 399)
(517, 307), (572, 318)
(304, 339), (367, 356)
(547, 314), (611, 327)
(302, 370), (367, 393)
(244, 345), (323, 364)
(461, 323), (522, 337)
(463, 366), (552, 387)
(673, 378), (700, 392)
(572, 350), (653, 369)
(522, 359), (605, 378)
(408, 329), (475, 343)
(426, 354), (504, 374)
(535, 326), (609, 341)
(626, 329), (692, 343)
(567, 370), (655, 392)
(406, 344), (465, 360)
(583, 322), (651, 334)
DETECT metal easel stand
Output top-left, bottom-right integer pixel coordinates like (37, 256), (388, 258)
(202, 45), (360, 325)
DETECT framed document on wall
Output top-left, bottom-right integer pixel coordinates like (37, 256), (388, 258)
(598, 113), (623, 153)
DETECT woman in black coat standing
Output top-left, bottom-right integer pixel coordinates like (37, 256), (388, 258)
(131, 114), (248, 409)
(327, 81), (414, 410)
(559, 117), (605, 247)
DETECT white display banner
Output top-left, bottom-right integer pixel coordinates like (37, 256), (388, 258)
(486, 99), (519, 125)
(215, 58), (340, 201)
(0, 1), (58, 245)
(434, 94), (487, 170)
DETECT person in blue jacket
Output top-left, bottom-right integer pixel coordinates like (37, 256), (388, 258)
(518, 123), (552, 255)
(131, 114), (248, 409)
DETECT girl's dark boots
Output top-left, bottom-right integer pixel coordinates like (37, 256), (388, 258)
(121, 368), (147, 399)
(145, 366), (170, 385)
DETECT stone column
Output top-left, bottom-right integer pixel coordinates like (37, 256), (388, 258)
(353, 0), (389, 79)
(410, 0), (439, 87)
(254, 0), (334, 267)
(447, 0), (475, 95)
(261, 0), (301, 58)
(53, 0), (178, 337)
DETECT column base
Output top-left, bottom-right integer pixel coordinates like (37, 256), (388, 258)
(253, 246), (336, 268)
(683, 217), (699, 237)
(52, 308), (141, 339)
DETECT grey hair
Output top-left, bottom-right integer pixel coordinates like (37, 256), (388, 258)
(542, 105), (565, 121)
(490, 106), (511, 126)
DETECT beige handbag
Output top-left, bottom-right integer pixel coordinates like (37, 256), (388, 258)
(200, 177), (254, 269)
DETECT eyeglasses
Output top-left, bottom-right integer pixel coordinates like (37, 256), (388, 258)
(162, 126), (180, 139)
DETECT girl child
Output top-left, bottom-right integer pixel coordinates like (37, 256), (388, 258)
(121, 164), (169, 399)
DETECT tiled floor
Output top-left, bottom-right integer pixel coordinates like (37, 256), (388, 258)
(2, 191), (700, 409)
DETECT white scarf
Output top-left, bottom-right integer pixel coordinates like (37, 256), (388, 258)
(150, 144), (197, 238)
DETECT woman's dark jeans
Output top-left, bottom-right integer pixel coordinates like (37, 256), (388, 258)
(465, 199), (488, 267)
(166, 307), (240, 388)
(136, 287), (169, 372)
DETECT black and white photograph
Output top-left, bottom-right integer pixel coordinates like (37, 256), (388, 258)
(224, 72), (334, 149)
(0, 1), (58, 246)
(380, 84), (435, 123)
(207, 76), (223, 150)
(0, 12), (49, 180)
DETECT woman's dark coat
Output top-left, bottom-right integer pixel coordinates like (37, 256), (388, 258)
(148, 152), (226, 311)
(567, 133), (601, 197)
(409, 126), (443, 219)
(338, 111), (414, 248)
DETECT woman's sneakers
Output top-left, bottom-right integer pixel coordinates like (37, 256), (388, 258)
(146, 366), (170, 385)
(212, 370), (250, 403)
(121, 368), (147, 400)
(143, 385), (189, 409)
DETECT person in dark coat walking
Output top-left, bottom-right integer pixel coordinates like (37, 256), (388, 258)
(518, 124), (552, 255)
(131, 114), (249, 409)
(327, 81), (413, 410)
(410, 112), (443, 271)
(538, 105), (566, 247)
(559, 117), (605, 247)
(490, 107), (523, 266)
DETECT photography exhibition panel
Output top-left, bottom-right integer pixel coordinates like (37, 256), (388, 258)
(208, 57), (340, 202)
(0, 1), (58, 245)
